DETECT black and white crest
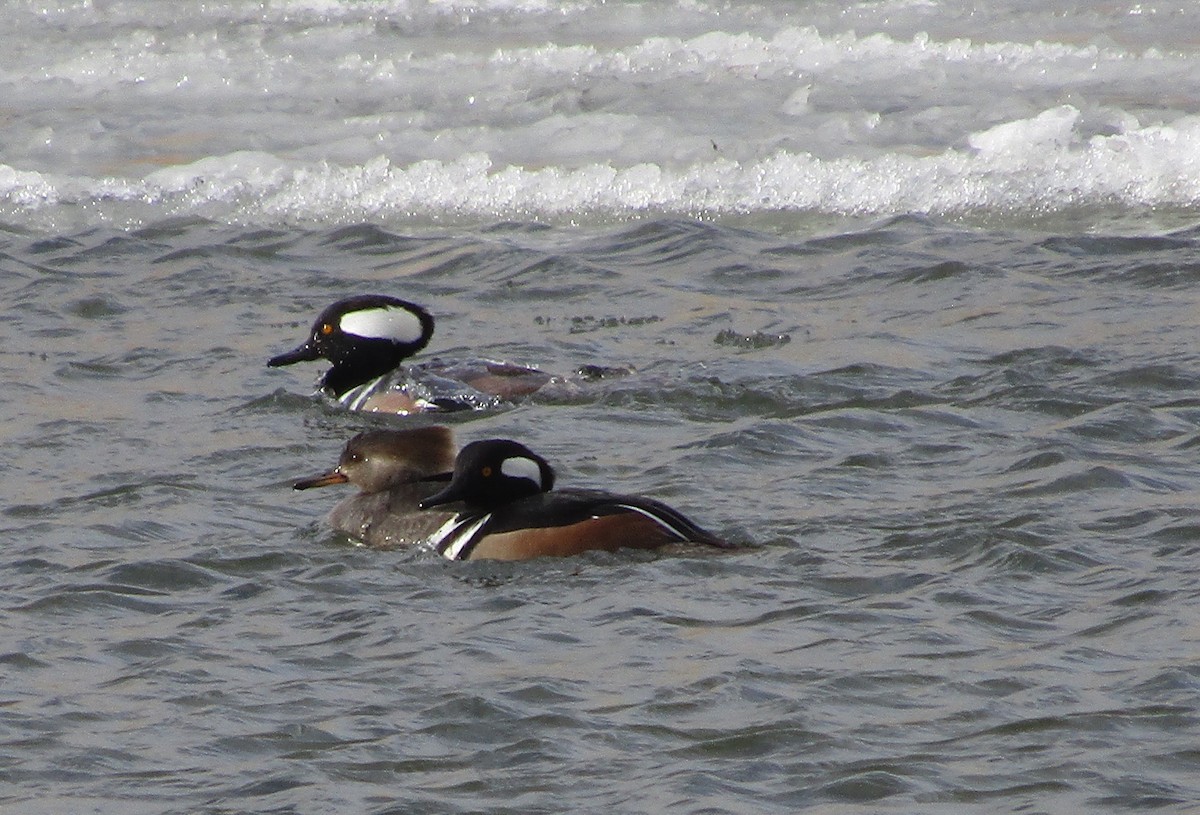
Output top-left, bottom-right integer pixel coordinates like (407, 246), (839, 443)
(320, 294), (433, 350)
(419, 438), (557, 510)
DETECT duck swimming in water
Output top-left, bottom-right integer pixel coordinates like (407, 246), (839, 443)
(293, 425), (458, 548)
(418, 438), (731, 561)
(268, 295), (556, 413)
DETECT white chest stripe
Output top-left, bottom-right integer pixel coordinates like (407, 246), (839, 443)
(428, 513), (492, 560)
(340, 306), (425, 344)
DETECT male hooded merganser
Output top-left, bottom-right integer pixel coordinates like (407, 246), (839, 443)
(268, 295), (555, 413)
(418, 438), (730, 561)
(293, 425), (458, 548)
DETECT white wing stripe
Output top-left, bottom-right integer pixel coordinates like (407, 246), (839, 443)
(612, 503), (691, 541)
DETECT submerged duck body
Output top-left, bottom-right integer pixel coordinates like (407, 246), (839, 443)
(419, 438), (731, 561)
(268, 295), (556, 414)
(294, 425), (458, 548)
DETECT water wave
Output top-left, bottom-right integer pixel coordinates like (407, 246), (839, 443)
(6, 2), (1200, 231)
(4, 105), (1200, 229)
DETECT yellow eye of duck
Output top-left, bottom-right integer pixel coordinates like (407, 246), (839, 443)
(320, 323), (334, 335)
(481, 466), (493, 478)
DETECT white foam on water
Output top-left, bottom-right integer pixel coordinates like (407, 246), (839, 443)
(4, 1), (1200, 231)
(6, 107), (1200, 227)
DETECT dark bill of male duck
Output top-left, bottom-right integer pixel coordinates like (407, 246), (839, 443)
(268, 294), (556, 414)
(417, 438), (732, 561)
(293, 425), (458, 549)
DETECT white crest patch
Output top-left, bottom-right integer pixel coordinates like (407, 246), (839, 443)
(339, 306), (426, 344)
(501, 456), (545, 489)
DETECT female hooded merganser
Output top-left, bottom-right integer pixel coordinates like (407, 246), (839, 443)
(418, 438), (731, 561)
(268, 295), (555, 413)
(293, 425), (458, 548)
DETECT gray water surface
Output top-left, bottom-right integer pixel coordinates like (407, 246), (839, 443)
(3, 216), (1200, 813)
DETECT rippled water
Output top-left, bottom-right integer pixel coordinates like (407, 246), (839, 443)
(6, 0), (1200, 809)
(4, 215), (1200, 812)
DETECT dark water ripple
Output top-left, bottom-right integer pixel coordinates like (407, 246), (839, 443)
(3, 216), (1200, 812)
